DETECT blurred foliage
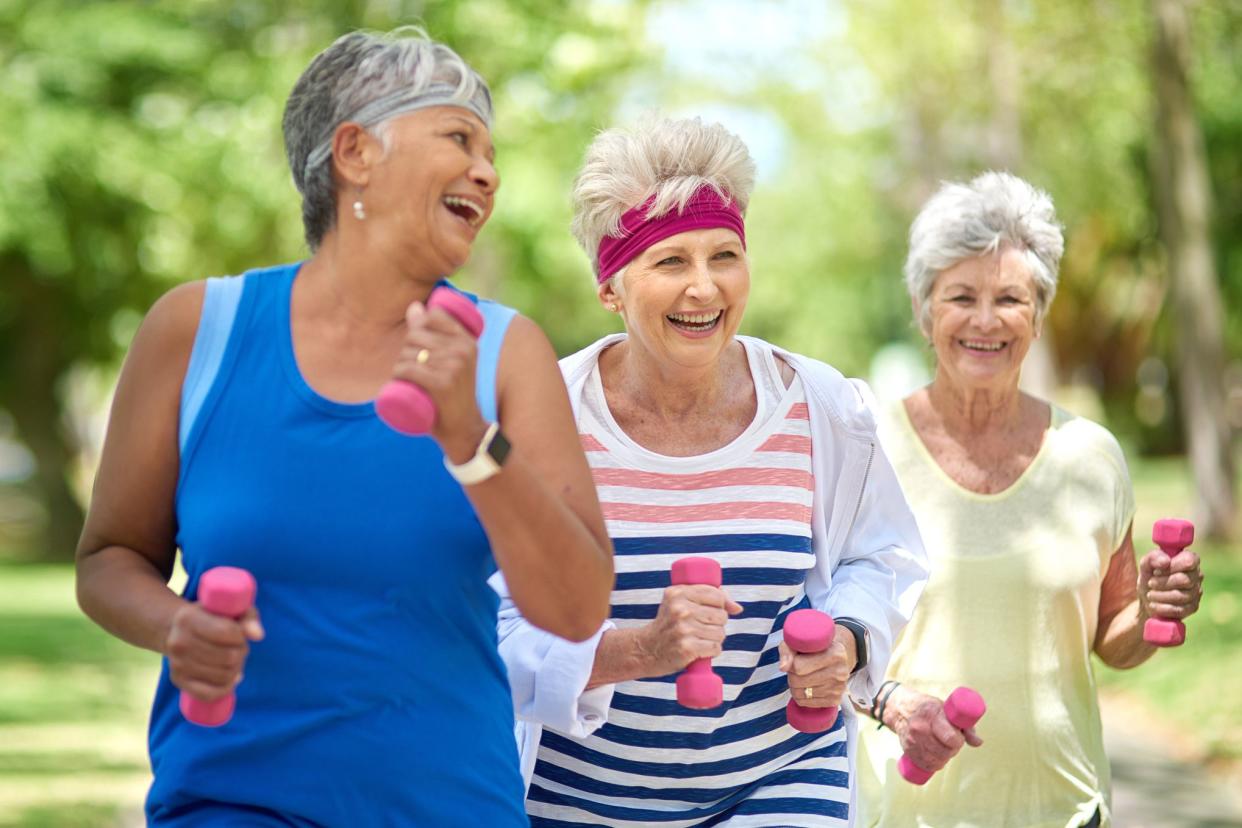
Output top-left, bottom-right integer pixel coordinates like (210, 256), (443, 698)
(1, 0), (1240, 559)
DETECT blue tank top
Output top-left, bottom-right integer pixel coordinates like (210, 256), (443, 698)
(147, 262), (528, 827)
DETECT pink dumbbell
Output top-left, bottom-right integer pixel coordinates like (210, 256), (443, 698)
(375, 287), (485, 435)
(180, 566), (257, 727)
(897, 686), (987, 785)
(783, 609), (838, 733)
(671, 556), (724, 709)
(1144, 518), (1195, 647)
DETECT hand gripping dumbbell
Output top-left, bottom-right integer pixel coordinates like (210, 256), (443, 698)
(897, 686), (987, 785)
(783, 609), (838, 733)
(1144, 518), (1196, 647)
(374, 287), (484, 435)
(180, 566), (257, 727)
(671, 556), (724, 709)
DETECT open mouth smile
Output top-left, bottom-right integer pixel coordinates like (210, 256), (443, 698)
(667, 310), (723, 336)
(443, 195), (485, 227)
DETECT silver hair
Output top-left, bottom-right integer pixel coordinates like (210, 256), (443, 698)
(904, 171), (1064, 337)
(282, 27), (493, 250)
(571, 116), (757, 281)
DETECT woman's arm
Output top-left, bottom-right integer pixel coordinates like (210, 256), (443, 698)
(76, 282), (260, 701)
(1094, 524), (1204, 669)
(410, 313), (612, 641)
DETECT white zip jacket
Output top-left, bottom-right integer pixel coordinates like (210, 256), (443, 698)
(490, 334), (929, 799)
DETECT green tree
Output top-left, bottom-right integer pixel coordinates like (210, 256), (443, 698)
(0, 0), (647, 561)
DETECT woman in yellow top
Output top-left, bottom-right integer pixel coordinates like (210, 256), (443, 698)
(857, 172), (1205, 828)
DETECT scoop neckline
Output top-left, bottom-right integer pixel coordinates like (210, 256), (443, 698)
(586, 338), (803, 471)
(895, 395), (1059, 502)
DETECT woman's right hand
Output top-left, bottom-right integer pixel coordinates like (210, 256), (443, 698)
(165, 601), (265, 702)
(883, 685), (983, 773)
(637, 584), (743, 676)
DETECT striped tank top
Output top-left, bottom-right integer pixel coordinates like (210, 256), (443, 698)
(528, 339), (850, 827)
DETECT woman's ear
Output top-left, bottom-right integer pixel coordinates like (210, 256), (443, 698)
(598, 277), (622, 313)
(331, 122), (379, 189)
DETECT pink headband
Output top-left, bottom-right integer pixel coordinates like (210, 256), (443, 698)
(595, 186), (746, 284)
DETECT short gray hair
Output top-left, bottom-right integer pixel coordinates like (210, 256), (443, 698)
(904, 171), (1064, 336)
(571, 117), (756, 279)
(282, 27), (493, 250)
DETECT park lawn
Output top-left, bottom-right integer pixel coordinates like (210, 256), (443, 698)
(0, 564), (160, 827)
(0, 458), (1237, 826)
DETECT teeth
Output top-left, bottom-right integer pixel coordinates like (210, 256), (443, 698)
(667, 311), (721, 326)
(961, 340), (1005, 351)
(443, 196), (484, 226)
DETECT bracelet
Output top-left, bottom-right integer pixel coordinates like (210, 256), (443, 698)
(872, 680), (901, 730)
(868, 680), (894, 719)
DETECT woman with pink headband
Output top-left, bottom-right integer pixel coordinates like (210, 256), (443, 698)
(493, 117), (929, 826)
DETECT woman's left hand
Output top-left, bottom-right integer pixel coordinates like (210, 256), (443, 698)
(391, 299), (486, 459)
(779, 626), (855, 709)
(1139, 545), (1204, 622)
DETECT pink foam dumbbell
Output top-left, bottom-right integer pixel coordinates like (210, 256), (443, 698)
(1144, 518), (1196, 647)
(180, 566), (257, 727)
(898, 686), (987, 785)
(375, 287), (485, 435)
(671, 556), (724, 709)
(783, 609), (838, 733)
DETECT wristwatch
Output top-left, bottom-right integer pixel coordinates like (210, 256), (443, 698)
(834, 617), (870, 676)
(443, 421), (511, 486)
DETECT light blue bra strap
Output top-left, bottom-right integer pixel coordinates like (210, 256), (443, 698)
(179, 275), (245, 454)
(474, 300), (518, 424)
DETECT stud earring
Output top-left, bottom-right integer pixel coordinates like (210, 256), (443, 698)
(353, 199), (366, 221)
(608, 303), (618, 312)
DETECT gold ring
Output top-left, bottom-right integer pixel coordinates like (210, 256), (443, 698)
(804, 687), (813, 699)
(416, 348), (431, 365)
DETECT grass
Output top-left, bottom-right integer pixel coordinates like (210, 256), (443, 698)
(0, 457), (1237, 826)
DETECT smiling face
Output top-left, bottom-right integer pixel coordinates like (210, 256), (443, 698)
(601, 226), (749, 371)
(361, 105), (498, 277)
(924, 245), (1040, 394)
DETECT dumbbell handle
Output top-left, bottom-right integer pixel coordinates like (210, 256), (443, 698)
(179, 566), (257, 727)
(1144, 518), (1195, 647)
(783, 609), (838, 733)
(897, 686), (986, 785)
(672, 557), (724, 710)
(375, 288), (484, 436)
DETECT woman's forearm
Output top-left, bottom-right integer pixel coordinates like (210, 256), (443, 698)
(1094, 598), (1157, 669)
(76, 546), (184, 655)
(584, 628), (657, 690)
(461, 446), (613, 642)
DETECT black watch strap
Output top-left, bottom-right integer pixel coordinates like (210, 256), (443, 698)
(835, 617), (870, 675)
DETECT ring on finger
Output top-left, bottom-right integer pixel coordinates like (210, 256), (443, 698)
(804, 686), (813, 699)
(416, 348), (431, 365)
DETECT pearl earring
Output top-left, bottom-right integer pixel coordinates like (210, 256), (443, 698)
(608, 303), (618, 312)
(353, 199), (366, 220)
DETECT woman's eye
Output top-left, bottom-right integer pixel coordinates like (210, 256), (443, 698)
(713, 251), (737, 260)
(950, 295), (972, 304)
(449, 132), (469, 146)
(657, 256), (683, 266)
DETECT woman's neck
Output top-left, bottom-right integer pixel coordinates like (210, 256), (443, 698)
(925, 372), (1024, 435)
(604, 338), (747, 422)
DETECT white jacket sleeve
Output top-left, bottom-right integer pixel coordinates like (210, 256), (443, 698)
(825, 439), (929, 707)
(491, 572), (615, 735)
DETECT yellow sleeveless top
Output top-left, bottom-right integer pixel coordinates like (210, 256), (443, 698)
(858, 401), (1135, 828)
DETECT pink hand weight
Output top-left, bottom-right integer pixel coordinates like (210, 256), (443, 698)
(897, 686), (987, 785)
(671, 556), (724, 709)
(180, 566), (257, 727)
(783, 609), (838, 733)
(1144, 518), (1195, 647)
(375, 288), (485, 436)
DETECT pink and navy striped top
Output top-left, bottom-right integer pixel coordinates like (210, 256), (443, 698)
(527, 340), (850, 827)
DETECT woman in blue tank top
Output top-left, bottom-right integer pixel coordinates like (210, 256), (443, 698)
(75, 28), (613, 827)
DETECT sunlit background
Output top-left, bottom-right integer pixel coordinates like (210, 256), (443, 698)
(1, 1), (1239, 825)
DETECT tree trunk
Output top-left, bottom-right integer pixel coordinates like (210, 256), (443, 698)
(1150, 0), (1237, 539)
(1, 268), (85, 563)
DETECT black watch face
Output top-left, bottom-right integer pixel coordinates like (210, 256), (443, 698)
(487, 428), (511, 466)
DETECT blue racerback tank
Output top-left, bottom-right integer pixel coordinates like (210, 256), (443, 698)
(146, 262), (528, 826)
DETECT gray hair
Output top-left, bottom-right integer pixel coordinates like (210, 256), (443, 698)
(571, 117), (756, 279)
(282, 27), (493, 250)
(904, 171), (1064, 337)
